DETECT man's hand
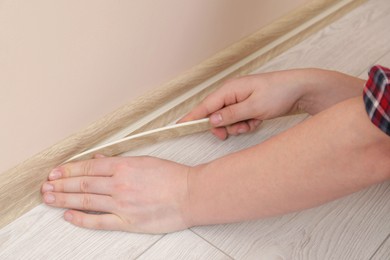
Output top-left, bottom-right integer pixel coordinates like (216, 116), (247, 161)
(41, 156), (193, 234)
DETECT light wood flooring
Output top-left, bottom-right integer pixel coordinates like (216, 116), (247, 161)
(1, 0), (390, 258)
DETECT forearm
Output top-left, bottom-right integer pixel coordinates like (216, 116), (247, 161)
(297, 68), (365, 115)
(187, 97), (390, 227)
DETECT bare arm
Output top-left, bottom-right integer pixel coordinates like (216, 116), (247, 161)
(186, 97), (390, 226)
(180, 68), (365, 139)
(41, 69), (388, 234)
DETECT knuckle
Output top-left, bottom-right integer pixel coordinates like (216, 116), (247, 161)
(115, 160), (130, 170)
(55, 182), (64, 192)
(113, 161), (130, 177)
(56, 196), (66, 208)
(82, 194), (92, 210)
(114, 181), (130, 193)
(251, 119), (261, 131)
(248, 100), (259, 115)
(200, 99), (209, 108)
(61, 166), (71, 178)
(226, 125), (237, 136)
(200, 100), (211, 115)
(116, 199), (128, 210)
(80, 178), (89, 193)
(223, 78), (238, 88)
(248, 122), (256, 132)
(225, 105), (236, 120)
(82, 160), (94, 176)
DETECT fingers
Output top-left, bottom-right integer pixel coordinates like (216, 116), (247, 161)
(211, 127), (228, 140)
(93, 154), (107, 159)
(208, 102), (254, 127)
(179, 76), (255, 125)
(179, 90), (226, 123)
(64, 210), (125, 231)
(180, 89), (253, 127)
(179, 91), (256, 139)
(49, 157), (121, 181)
(43, 192), (116, 212)
(211, 119), (262, 140)
(42, 176), (113, 195)
(226, 119), (262, 135)
(248, 119), (262, 131)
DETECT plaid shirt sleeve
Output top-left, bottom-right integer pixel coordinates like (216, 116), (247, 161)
(363, 65), (390, 136)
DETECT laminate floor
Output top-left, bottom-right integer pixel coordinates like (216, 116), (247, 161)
(1, 0), (390, 259)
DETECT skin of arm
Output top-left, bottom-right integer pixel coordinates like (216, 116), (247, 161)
(185, 97), (390, 226)
(179, 68), (365, 140)
(41, 69), (389, 234)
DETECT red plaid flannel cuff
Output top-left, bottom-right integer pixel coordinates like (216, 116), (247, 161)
(363, 65), (390, 136)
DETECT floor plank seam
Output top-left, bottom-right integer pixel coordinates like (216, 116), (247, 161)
(3, 0), (390, 258)
(189, 228), (235, 259)
(371, 48), (390, 67)
(357, 48), (390, 77)
(133, 235), (166, 260)
(369, 233), (390, 260)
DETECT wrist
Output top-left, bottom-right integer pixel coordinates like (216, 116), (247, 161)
(265, 69), (310, 113)
(295, 68), (324, 113)
(183, 164), (203, 228)
(184, 162), (216, 227)
(296, 68), (365, 115)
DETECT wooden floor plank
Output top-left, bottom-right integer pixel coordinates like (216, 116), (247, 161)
(251, 0), (390, 77)
(122, 114), (309, 166)
(0, 204), (162, 259)
(371, 235), (390, 260)
(136, 230), (232, 260)
(188, 0), (390, 259)
(0, 115), (307, 259)
(123, 115), (309, 258)
(361, 49), (390, 260)
(357, 50), (390, 79)
(2, 0), (390, 258)
(192, 182), (390, 259)
(374, 50), (390, 66)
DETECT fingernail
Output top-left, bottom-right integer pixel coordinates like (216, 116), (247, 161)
(42, 183), (54, 192)
(210, 114), (222, 125)
(64, 211), (73, 222)
(49, 169), (62, 180)
(44, 193), (55, 203)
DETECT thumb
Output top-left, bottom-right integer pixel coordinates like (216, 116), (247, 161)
(209, 102), (254, 127)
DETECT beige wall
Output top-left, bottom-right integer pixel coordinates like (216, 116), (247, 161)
(0, 0), (310, 172)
